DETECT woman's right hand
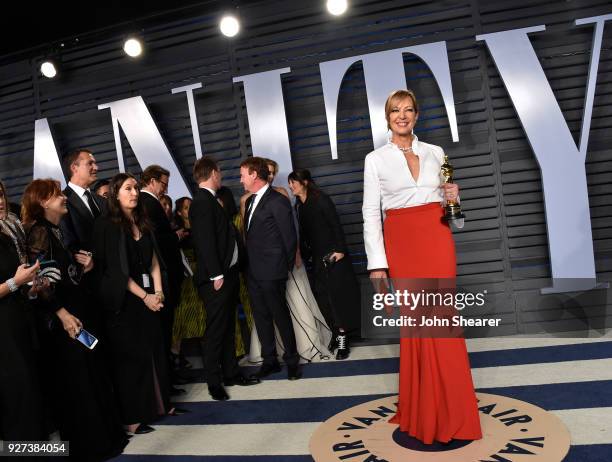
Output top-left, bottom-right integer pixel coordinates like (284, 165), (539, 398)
(369, 269), (389, 292)
(56, 307), (83, 339)
(143, 293), (164, 312)
(13, 261), (40, 286)
(74, 250), (94, 273)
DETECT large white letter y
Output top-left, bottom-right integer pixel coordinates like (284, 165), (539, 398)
(477, 16), (611, 293)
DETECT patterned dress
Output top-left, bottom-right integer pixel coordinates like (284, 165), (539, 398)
(172, 221), (249, 356)
(172, 242), (205, 344)
(233, 214), (255, 350)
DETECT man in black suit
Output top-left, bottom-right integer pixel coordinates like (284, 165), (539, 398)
(190, 157), (260, 400)
(139, 165), (186, 388)
(240, 157), (301, 380)
(60, 149), (104, 253)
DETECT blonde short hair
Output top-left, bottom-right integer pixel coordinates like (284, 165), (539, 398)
(384, 89), (419, 130)
(264, 158), (279, 176)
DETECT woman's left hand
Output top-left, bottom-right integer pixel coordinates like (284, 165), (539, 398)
(442, 183), (459, 202)
(74, 250), (94, 273)
(331, 252), (345, 262)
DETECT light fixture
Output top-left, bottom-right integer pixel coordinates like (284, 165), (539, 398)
(40, 61), (57, 79)
(220, 15), (240, 37)
(327, 0), (348, 16)
(123, 38), (143, 57)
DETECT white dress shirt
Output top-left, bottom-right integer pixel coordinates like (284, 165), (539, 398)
(247, 183), (269, 230)
(203, 187), (238, 280)
(362, 135), (446, 270)
(68, 182), (97, 215)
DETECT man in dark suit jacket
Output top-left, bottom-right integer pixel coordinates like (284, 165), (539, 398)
(190, 157), (259, 400)
(240, 157), (301, 380)
(60, 149), (105, 253)
(139, 165), (185, 386)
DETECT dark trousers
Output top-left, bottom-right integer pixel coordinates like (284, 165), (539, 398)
(197, 267), (240, 387)
(312, 257), (360, 335)
(247, 274), (298, 367)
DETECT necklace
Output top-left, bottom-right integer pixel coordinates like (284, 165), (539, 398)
(391, 137), (414, 153)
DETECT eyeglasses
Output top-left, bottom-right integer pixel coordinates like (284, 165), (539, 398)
(157, 179), (168, 189)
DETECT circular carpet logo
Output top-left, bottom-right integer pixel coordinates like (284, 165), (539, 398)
(310, 393), (571, 461)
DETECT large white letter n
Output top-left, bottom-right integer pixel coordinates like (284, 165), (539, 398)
(98, 96), (191, 200)
(477, 16), (611, 293)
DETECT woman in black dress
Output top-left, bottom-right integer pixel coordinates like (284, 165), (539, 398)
(288, 169), (360, 359)
(22, 179), (128, 460)
(93, 173), (175, 435)
(0, 180), (45, 441)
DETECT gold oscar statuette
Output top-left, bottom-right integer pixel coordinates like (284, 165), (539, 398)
(440, 155), (465, 224)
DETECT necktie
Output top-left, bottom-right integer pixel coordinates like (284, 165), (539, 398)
(245, 195), (255, 231)
(84, 189), (100, 218)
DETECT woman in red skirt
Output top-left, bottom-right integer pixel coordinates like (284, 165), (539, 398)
(362, 89), (482, 444)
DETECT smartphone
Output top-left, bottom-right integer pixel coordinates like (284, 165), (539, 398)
(76, 328), (98, 350)
(39, 259), (59, 270)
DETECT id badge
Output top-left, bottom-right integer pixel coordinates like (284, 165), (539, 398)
(142, 274), (151, 288)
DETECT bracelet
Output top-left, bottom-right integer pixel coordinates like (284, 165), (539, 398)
(141, 292), (148, 300)
(6, 278), (18, 293)
(155, 291), (165, 302)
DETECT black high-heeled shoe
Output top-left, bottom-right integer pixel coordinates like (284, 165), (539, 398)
(168, 407), (191, 416)
(134, 424), (155, 435)
(169, 352), (181, 369)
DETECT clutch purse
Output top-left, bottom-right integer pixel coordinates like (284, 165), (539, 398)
(322, 252), (337, 268)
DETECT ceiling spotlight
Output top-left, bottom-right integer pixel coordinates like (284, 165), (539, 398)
(123, 38), (143, 57)
(220, 15), (240, 37)
(327, 0), (348, 16)
(40, 61), (57, 79)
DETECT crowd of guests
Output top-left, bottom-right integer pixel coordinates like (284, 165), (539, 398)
(0, 148), (360, 460)
(2, 87), (483, 453)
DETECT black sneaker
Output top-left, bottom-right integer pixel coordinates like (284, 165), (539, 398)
(335, 333), (350, 360)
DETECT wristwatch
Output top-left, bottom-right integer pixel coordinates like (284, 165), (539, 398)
(6, 278), (18, 293)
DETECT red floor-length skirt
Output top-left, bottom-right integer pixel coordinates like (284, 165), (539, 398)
(385, 203), (482, 444)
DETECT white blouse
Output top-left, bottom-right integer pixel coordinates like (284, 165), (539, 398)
(362, 135), (446, 270)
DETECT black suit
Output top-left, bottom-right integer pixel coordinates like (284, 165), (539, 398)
(59, 185), (106, 306)
(189, 187), (240, 387)
(245, 186), (298, 367)
(60, 185), (105, 252)
(140, 192), (183, 293)
(140, 191), (184, 355)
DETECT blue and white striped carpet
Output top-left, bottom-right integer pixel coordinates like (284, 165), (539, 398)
(110, 335), (612, 461)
